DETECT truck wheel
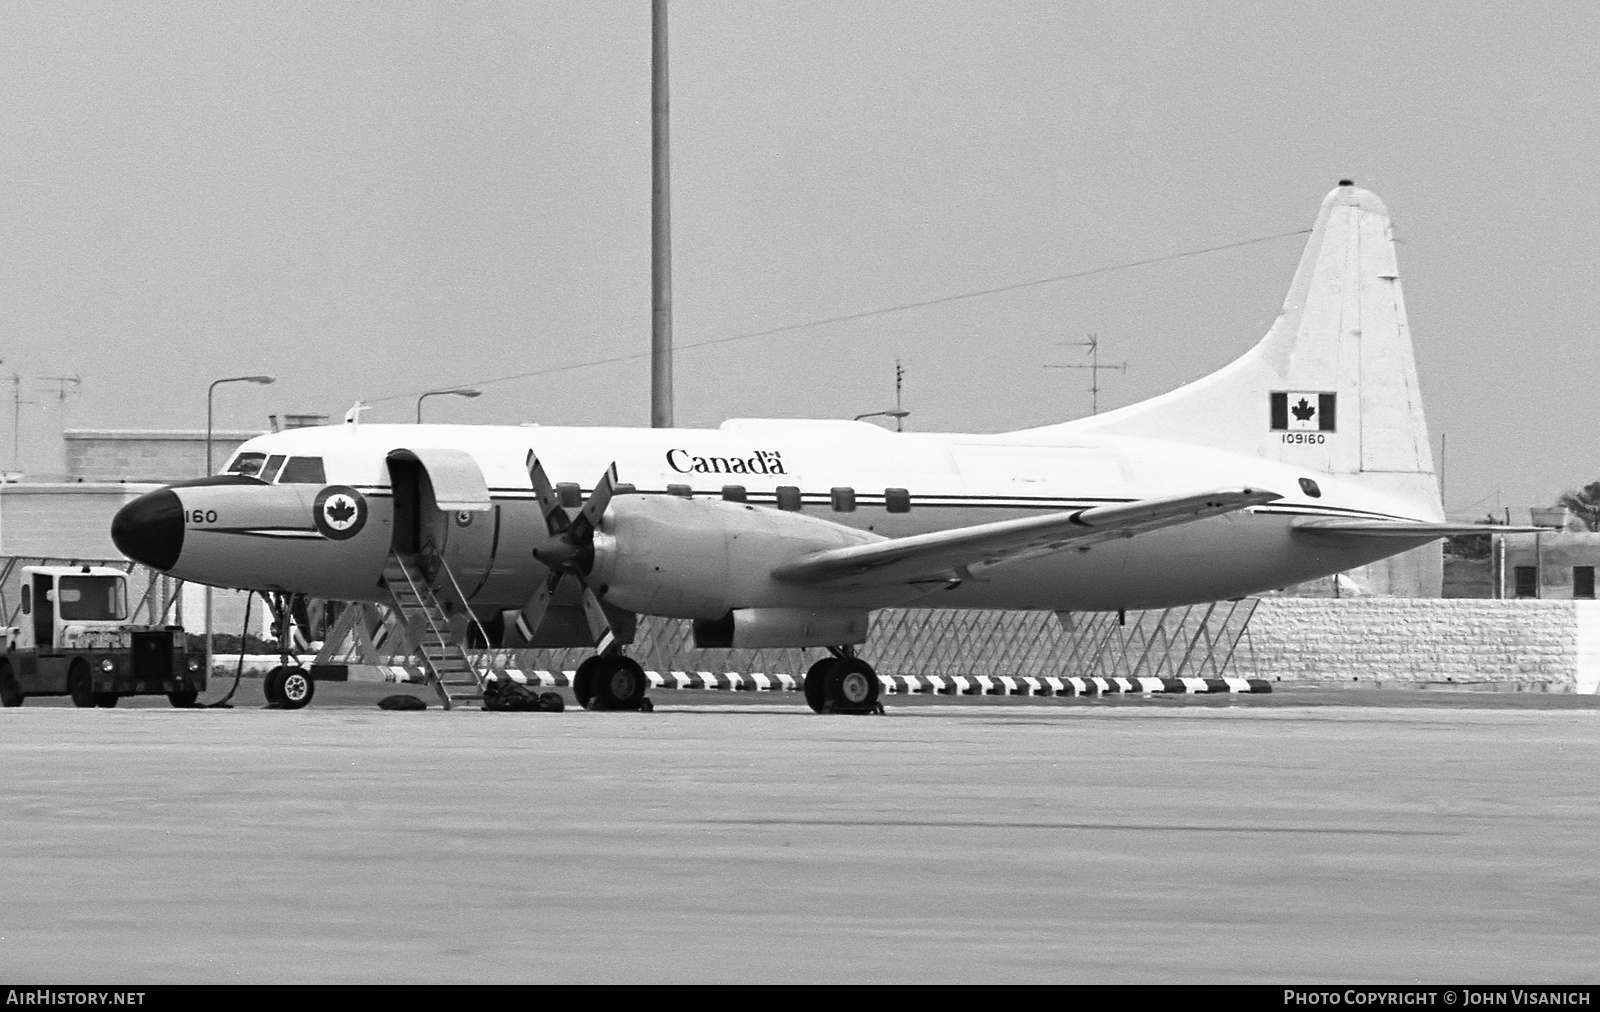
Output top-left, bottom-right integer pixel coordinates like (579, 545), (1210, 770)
(277, 666), (314, 710)
(68, 661), (95, 708)
(168, 689), (199, 708)
(0, 663), (22, 707)
(94, 693), (119, 708)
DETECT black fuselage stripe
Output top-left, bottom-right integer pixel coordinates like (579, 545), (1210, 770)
(340, 485), (1419, 524)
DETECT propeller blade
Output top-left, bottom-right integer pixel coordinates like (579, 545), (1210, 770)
(570, 462), (619, 542)
(579, 583), (619, 657)
(505, 569), (562, 647)
(524, 450), (569, 536)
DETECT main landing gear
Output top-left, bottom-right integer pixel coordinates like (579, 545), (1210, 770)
(572, 654), (652, 712)
(803, 649), (883, 715)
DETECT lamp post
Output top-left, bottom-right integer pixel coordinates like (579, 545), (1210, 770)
(206, 375), (276, 472)
(204, 374), (274, 688)
(416, 387), (482, 423)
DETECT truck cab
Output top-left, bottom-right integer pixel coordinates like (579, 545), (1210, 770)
(0, 565), (204, 707)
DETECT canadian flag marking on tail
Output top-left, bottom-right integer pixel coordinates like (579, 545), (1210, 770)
(1270, 392), (1337, 433)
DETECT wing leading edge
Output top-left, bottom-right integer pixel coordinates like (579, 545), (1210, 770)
(772, 487), (1282, 589)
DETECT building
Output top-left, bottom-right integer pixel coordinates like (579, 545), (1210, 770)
(1439, 508), (1600, 599)
(63, 429), (266, 483)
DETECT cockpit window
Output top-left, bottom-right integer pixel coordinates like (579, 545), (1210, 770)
(260, 455), (287, 483)
(277, 457), (326, 484)
(227, 452), (267, 477)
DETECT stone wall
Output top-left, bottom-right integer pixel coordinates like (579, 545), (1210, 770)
(456, 598), (1600, 694)
(63, 429), (264, 483)
(1247, 597), (1595, 691)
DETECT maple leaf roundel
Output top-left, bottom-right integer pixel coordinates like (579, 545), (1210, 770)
(312, 486), (368, 540)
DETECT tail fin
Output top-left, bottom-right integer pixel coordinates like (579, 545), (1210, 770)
(1025, 181), (1441, 521)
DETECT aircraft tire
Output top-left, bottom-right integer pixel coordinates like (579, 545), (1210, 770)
(0, 662), (22, 707)
(594, 656), (648, 711)
(68, 661), (95, 708)
(168, 689), (199, 708)
(826, 658), (880, 712)
(277, 666), (314, 710)
(263, 665), (291, 705)
(573, 656), (601, 710)
(803, 659), (834, 714)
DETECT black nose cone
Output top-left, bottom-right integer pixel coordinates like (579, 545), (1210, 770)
(112, 489), (184, 571)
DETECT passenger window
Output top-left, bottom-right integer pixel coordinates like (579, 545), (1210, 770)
(227, 452), (267, 478)
(667, 484), (692, 498)
(556, 482), (582, 508)
(831, 487), (856, 512)
(885, 488), (911, 513)
(721, 485), (747, 503)
(613, 483), (637, 495)
(259, 455), (287, 483)
(276, 457), (326, 484)
(776, 486), (802, 511)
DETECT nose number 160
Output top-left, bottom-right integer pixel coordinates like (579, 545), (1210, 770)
(186, 509), (218, 524)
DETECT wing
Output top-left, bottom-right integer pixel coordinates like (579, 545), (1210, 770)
(1293, 520), (1545, 537)
(772, 487), (1281, 589)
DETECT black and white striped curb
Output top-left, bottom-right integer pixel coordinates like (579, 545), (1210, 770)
(326, 665), (1269, 694)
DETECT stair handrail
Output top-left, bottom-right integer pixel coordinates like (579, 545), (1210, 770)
(385, 552), (456, 677)
(431, 555), (493, 683)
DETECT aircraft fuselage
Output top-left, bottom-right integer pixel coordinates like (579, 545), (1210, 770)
(113, 419), (1432, 617)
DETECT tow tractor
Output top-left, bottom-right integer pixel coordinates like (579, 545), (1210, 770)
(0, 565), (204, 707)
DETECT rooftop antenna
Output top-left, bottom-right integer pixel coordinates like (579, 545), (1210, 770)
(650, 0), (674, 429)
(10, 372), (36, 469)
(852, 359), (910, 431)
(895, 359), (905, 430)
(39, 374), (82, 404)
(1046, 334), (1125, 415)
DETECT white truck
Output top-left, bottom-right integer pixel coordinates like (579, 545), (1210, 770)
(0, 565), (204, 707)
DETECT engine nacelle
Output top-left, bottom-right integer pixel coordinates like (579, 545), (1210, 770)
(590, 495), (882, 619)
(692, 608), (869, 648)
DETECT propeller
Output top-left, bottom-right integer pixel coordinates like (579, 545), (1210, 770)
(502, 452), (622, 655)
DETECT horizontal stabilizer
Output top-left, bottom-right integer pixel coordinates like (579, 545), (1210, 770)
(773, 487), (1281, 588)
(1293, 520), (1545, 537)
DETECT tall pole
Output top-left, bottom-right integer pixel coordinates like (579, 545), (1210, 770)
(204, 374), (274, 688)
(650, 0), (674, 428)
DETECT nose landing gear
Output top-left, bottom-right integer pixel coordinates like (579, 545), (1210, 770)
(263, 593), (314, 710)
(804, 649), (883, 715)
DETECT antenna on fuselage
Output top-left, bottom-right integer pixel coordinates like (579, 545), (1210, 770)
(344, 401), (368, 427)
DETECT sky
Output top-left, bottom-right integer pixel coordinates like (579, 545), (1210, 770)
(1, 1), (1597, 519)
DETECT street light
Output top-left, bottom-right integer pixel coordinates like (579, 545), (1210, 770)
(204, 373), (274, 690)
(416, 387), (482, 423)
(853, 408), (910, 432)
(206, 375), (276, 473)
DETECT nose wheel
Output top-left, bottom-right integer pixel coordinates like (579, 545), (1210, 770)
(264, 664), (315, 709)
(803, 653), (882, 714)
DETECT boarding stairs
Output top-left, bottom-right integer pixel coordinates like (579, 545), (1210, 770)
(381, 551), (487, 710)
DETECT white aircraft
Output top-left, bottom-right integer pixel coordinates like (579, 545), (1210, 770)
(112, 181), (1489, 712)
